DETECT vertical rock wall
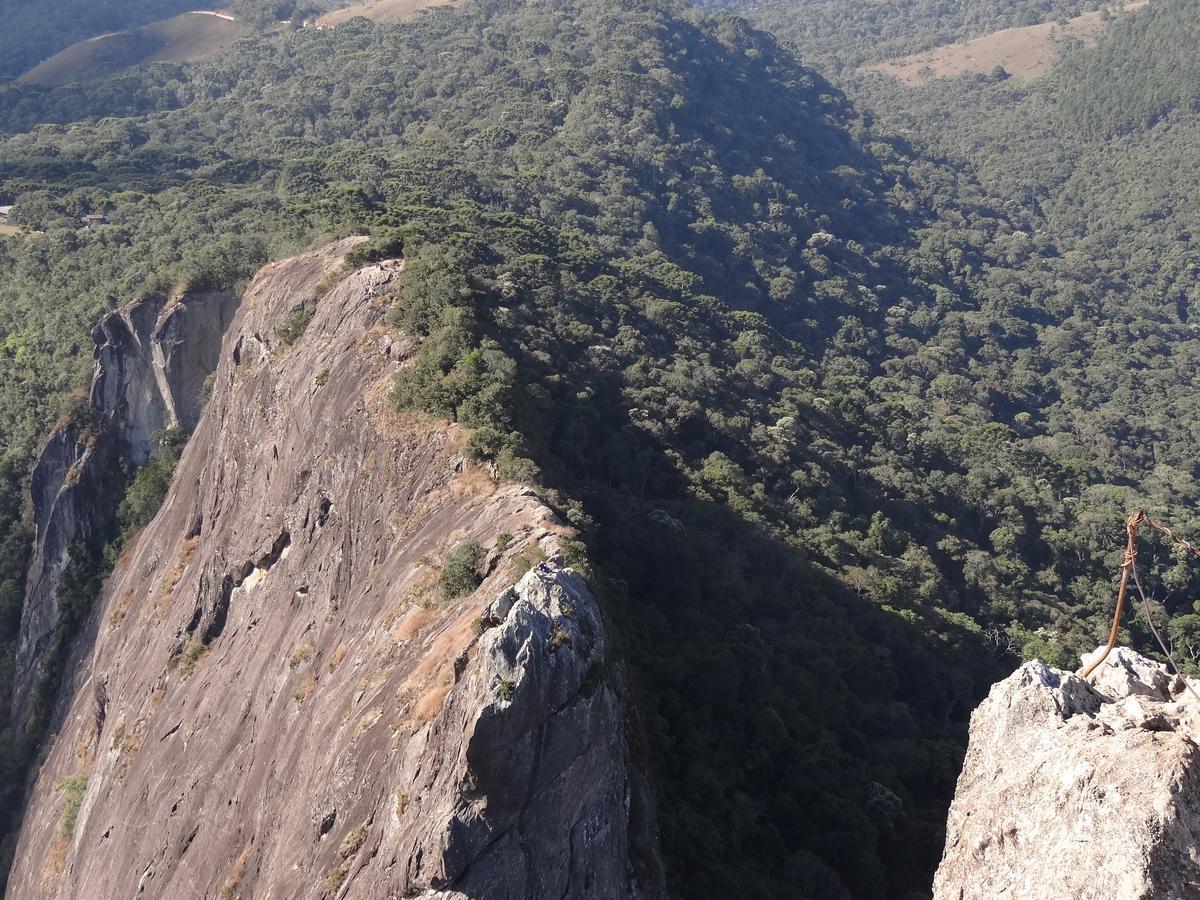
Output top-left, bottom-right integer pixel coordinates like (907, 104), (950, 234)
(934, 648), (1200, 900)
(12, 289), (238, 727)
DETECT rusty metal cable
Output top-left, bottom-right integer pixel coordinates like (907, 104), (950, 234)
(1127, 548), (1200, 707)
(1079, 509), (1200, 701)
(1079, 511), (1142, 679)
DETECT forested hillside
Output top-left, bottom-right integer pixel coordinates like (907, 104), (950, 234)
(0, 0), (360, 81)
(1052, 0), (1200, 136)
(2, 0), (1198, 896)
(725, 0), (1200, 712)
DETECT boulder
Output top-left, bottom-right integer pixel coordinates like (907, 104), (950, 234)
(934, 647), (1200, 900)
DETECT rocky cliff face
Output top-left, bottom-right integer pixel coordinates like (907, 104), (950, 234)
(934, 647), (1200, 900)
(14, 288), (238, 725)
(5, 240), (661, 899)
(90, 288), (239, 462)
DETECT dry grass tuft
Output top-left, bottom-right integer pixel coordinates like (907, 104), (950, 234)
(73, 719), (99, 768)
(155, 536), (200, 619)
(147, 686), (166, 718)
(329, 643), (349, 670)
(339, 820), (370, 859)
(289, 642), (316, 669)
(110, 723), (142, 780)
(41, 771), (89, 886)
(353, 706), (383, 738)
(448, 463), (497, 500)
(392, 607), (435, 642)
(510, 543), (547, 579)
(364, 374), (446, 442)
(537, 515), (578, 539)
(411, 677), (452, 723)
(178, 641), (208, 679)
(218, 845), (251, 900)
(409, 611), (475, 686)
(324, 862), (349, 895)
(293, 673), (316, 705)
(108, 587), (136, 628)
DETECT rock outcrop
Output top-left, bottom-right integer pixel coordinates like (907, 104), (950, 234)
(90, 288), (239, 462)
(933, 647), (1200, 900)
(5, 240), (661, 899)
(14, 288), (238, 724)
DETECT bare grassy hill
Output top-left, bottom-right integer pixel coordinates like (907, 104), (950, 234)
(863, 0), (1148, 84)
(19, 12), (248, 87)
(314, 0), (461, 27)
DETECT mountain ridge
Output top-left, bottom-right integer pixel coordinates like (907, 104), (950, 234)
(6, 238), (663, 900)
(4, 0), (1198, 895)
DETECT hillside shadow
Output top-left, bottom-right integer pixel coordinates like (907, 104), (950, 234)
(515, 352), (1007, 899)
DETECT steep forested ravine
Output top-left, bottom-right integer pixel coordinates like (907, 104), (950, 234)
(717, 0), (1200, 669)
(1, 0), (1198, 896)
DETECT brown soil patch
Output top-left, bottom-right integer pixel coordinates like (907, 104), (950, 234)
(863, 0), (1149, 85)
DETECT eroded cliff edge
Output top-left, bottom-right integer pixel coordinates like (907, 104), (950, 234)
(6, 239), (661, 899)
(933, 647), (1200, 900)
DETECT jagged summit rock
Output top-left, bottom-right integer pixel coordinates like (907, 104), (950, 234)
(933, 647), (1200, 900)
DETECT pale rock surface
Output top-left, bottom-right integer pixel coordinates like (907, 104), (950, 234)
(6, 239), (661, 899)
(933, 646), (1200, 900)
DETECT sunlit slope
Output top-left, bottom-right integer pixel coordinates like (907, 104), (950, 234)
(20, 12), (248, 87)
(315, 0), (461, 27)
(862, 0), (1148, 84)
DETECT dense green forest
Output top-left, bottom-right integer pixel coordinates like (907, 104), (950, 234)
(2, 0), (1200, 896)
(856, 0), (1200, 143)
(723, 0), (1200, 666)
